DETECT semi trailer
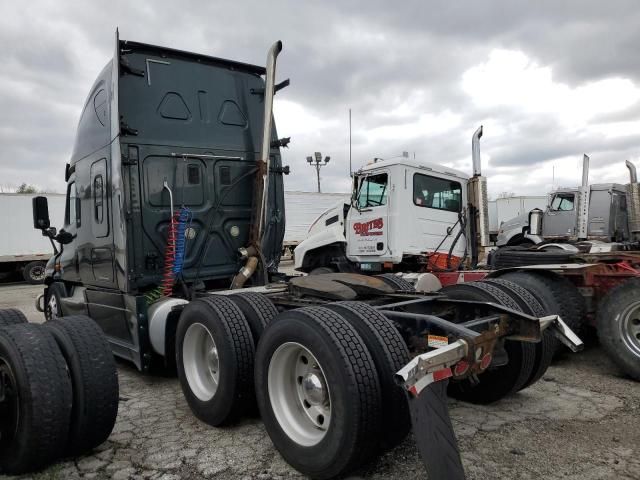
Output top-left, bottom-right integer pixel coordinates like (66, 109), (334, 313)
(29, 33), (581, 479)
(0, 193), (65, 283)
(488, 195), (547, 240)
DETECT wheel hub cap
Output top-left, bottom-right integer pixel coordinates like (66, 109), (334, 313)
(301, 372), (326, 406)
(207, 347), (219, 377)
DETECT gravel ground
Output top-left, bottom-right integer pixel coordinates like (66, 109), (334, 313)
(0, 281), (638, 480)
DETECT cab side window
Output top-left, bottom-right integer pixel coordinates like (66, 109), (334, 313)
(551, 193), (575, 211)
(94, 175), (104, 224)
(413, 173), (462, 212)
(357, 173), (388, 208)
(65, 182), (80, 227)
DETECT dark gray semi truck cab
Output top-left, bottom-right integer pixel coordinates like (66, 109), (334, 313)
(33, 34), (287, 369)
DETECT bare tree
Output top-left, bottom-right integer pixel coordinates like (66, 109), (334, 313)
(16, 183), (38, 194)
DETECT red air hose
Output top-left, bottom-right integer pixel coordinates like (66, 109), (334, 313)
(160, 212), (179, 296)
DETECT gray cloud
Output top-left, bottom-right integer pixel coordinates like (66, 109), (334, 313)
(0, 0), (639, 197)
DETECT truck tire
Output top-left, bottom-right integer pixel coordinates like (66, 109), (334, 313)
(44, 316), (119, 456)
(441, 282), (536, 404)
(596, 278), (640, 380)
(0, 323), (72, 474)
(0, 308), (27, 328)
(44, 283), (65, 321)
(375, 273), (415, 292)
(176, 295), (255, 426)
(325, 301), (411, 451)
(227, 292), (279, 345)
(492, 248), (576, 270)
(500, 271), (586, 336)
(22, 261), (47, 285)
(479, 279), (556, 390)
(255, 306), (381, 479)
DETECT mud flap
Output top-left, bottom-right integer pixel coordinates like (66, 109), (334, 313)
(408, 380), (466, 480)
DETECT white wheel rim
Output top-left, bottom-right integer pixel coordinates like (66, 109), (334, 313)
(620, 301), (640, 358)
(48, 295), (59, 319)
(268, 342), (331, 446)
(183, 323), (220, 401)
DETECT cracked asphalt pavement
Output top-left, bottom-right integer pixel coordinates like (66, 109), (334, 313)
(0, 283), (638, 480)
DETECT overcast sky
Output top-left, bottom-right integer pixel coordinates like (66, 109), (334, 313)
(2, 1), (640, 198)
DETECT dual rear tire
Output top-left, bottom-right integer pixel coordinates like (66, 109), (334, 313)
(442, 277), (558, 404)
(0, 313), (118, 474)
(175, 294), (410, 479)
(255, 303), (410, 479)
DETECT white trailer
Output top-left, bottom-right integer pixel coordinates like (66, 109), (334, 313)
(0, 193), (65, 283)
(283, 191), (350, 256)
(488, 196), (547, 236)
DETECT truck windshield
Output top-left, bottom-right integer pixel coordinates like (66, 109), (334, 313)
(357, 174), (388, 208)
(551, 193), (575, 211)
(413, 173), (462, 212)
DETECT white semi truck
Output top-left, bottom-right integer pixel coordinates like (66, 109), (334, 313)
(0, 193), (65, 283)
(294, 127), (490, 275)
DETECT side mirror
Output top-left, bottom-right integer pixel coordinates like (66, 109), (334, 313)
(32, 196), (50, 230)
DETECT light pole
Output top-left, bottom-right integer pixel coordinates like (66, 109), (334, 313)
(306, 152), (330, 193)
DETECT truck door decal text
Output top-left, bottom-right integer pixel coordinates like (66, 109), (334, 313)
(353, 218), (384, 236)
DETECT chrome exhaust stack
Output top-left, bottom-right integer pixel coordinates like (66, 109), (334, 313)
(471, 125), (483, 176)
(627, 159), (638, 183)
(626, 160), (640, 241)
(467, 126), (490, 266)
(232, 41), (282, 289)
(256, 40), (283, 241)
(576, 154), (590, 240)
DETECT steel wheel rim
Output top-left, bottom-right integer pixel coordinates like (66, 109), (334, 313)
(0, 358), (19, 446)
(183, 323), (220, 401)
(47, 294), (59, 320)
(620, 301), (640, 358)
(31, 266), (45, 282)
(268, 342), (331, 447)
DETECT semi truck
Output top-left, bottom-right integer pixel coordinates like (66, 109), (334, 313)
(0, 193), (65, 283)
(294, 130), (640, 382)
(496, 154), (630, 248)
(28, 33), (581, 479)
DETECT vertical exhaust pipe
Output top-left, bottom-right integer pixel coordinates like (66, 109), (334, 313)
(576, 154), (590, 240)
(472, 125), (483, 176)
(626, 160), (638, 183)
(256, 40), (283, 241)
(581, 154), (590, 187)
(467, 125), (489, 267)
(626, 160), (640, 241)
(232, 41), (282, 289)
